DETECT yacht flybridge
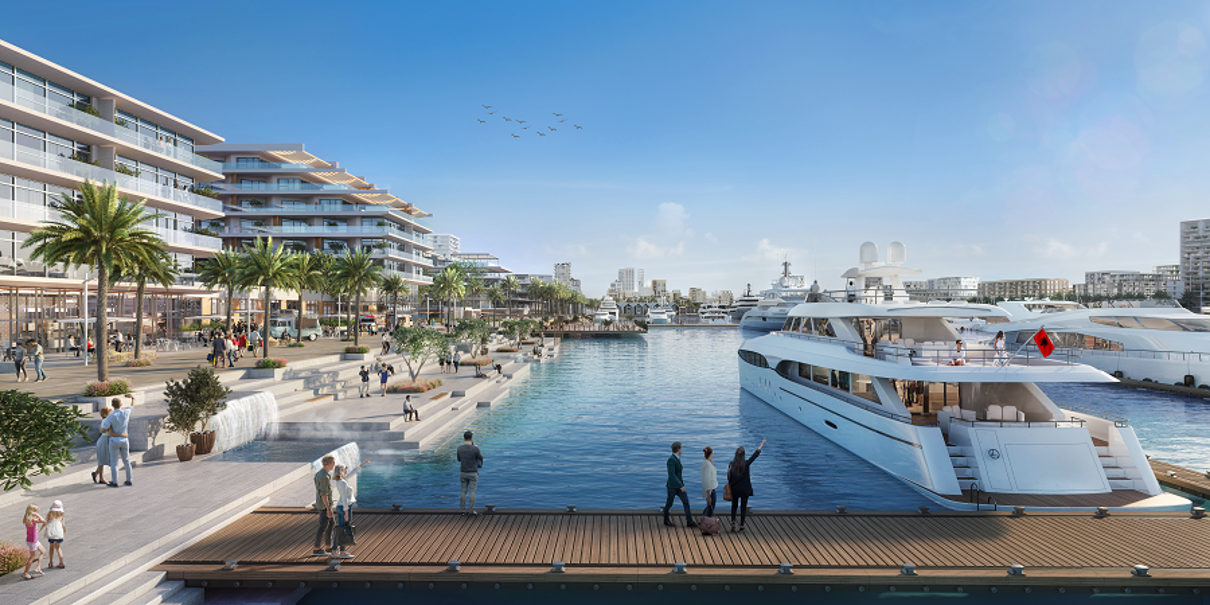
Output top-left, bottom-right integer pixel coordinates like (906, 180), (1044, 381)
(738, 242), (1188, 512)
(738, 261), (812, 332)
(729, 284), (761, 322)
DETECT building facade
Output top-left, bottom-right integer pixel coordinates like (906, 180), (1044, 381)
(688, 287), (706, 304)
(1, 39), (226, 347)
(904, 276), (980, 300)
(197, 144), (434, 299)
(1181, 219), (1210, 308)
(978, 278), (1070, 300)
(1074, 267), (1182, 299)
(651, 279), (667, 297)
(553, 261), (580, 293)
(429, 233), (459, 260)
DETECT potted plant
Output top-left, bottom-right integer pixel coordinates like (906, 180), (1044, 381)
(162, 381), (199, 462)
(163, 366), (231, 456)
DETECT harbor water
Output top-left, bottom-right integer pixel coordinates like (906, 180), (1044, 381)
(352, 328), (1210, 510)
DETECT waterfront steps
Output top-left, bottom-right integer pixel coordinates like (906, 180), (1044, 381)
(156, 508), (1210, 593)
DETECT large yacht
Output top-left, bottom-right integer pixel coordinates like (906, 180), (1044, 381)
(645, 298), (674, 325)
(593, 296), (619, 323)
(738, 242), (1188, 512)
(698, 303), (731, 324)
(968, 300), (1210, 387)
(737, 261), (813, 332)
(729, 284), (761, 322)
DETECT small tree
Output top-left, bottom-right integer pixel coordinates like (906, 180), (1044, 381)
(454, 318), (493, 357)
(394, 325), (447, 381)
(163, 366), (232, 437)
(0, 391), (88, 490)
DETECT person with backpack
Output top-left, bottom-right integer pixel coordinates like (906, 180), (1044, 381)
(726, 438), (765, 532)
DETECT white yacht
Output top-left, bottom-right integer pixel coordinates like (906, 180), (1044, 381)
(970, 299), (1210, 387)
(738, 242), (1188, 512)
(645, 299), (674, 325)
(738, 261), (813, 332)
(593, 296), (619, 323)
(698, 303), (730, 324)
(729, 284), (761, 322)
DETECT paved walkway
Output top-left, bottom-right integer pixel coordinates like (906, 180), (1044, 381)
(10, 334), (388, 402)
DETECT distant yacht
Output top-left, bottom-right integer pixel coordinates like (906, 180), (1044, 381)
(739, 241), (1187, 512)
(968, 299), (1210, 387)
(737, 261), (812, 332)
(729, 284), (761, 322)
(593, 296), (619, 323)
(698, 303), (730, 324)
(645, 297), (674, 324)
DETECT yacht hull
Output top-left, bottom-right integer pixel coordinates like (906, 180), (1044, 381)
(738, 311), (788, 332)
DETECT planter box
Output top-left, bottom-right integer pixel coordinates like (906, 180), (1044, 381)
(78, 391), (145, 412)
(245, 367), (287, 380)
(342, 353), (370, 361)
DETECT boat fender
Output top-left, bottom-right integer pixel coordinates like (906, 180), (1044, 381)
(1113, 370), (1124, 379)
(1185, 374), (1196, 387)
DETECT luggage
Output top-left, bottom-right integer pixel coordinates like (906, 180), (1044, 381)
(698, 516), (720, 536)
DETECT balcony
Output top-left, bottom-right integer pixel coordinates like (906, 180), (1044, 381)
(0, 80), (222, 173)
(0, 140), (222, 213)
(218, 182), (366, 192)
(224, 225), (391, 236)
(0, 195), (219, 251)
(222, 202), (431, 230)
(371, 248), (433, 267)
(221, 161), (317, 171)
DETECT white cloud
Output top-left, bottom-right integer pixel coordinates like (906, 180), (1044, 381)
(1035, 238), (1109, 259)
(704, 231), (718, 243)
(653, 202), (692, 236)
(628, 237), (685, 259)
(743, 238), (801, 263)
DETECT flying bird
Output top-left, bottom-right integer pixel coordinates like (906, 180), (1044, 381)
(487, 111), (496, 115)
(477, 119), (485, 123)
(512, 134), (520, 138)
(517, 120), (526, 124)
(482, 105), (492, 109)
(521, 126), (529, 130)
(559, 119), (566, 123)
(553, 113), (563, 117)
(504, 117), (512, 121)
(548, 127), (556, 131)
(574, 125), (582, 129)
(537, 132), (546, 136)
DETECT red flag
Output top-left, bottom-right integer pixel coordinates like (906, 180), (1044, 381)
(1033, 328), (1055, 358)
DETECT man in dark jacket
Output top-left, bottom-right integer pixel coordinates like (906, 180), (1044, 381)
(457, 431), (484, 516)
(662, 441), (697, 528)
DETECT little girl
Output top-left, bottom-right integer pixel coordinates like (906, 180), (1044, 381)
(22, 503), (44, 580)
(44, 501), (66, 569)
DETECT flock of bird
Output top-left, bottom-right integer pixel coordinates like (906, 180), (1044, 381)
(477, 105), (582, 138)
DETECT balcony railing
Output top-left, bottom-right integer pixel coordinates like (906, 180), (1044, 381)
(0, 195), (219, 250)
(0, 80), (222, 173)
(225, 225), (391, 235)
(219, 182), (364, 192)
(0, 140), (222, 212)
(222, 203), (431, 230)
(221, 161), (317, 171)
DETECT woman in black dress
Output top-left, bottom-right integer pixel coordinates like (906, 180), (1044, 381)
(726, 438), (766, 532)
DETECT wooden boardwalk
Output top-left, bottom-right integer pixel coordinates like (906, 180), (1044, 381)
(1152, 459), (1210, 500)
(157, 508), (1210, 593)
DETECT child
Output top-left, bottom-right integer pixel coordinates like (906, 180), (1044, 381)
(22, 503), (44, 580)
(44, 501), (66, 569)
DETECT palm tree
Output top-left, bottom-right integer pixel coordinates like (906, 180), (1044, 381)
(291, 251), (327, 343)
(114, 252), (179, 360)
(198, 249), (243, 330)
(431, 264), (467, 325)
(486, 285), (505, 325)
(333, 249), (383, 346)
(465, 274), (484, 315)
(379, 275), (406, 328)
(23, 180), (165, 381)
(500, 275), (521, 320)
(528, 277), (548, 318)
(237, 237), (299, 358)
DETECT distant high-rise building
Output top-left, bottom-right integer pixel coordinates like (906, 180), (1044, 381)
(617, 267), (643, 295)
(978, 278), (1069, 300)
(1075, 266), (1182, 299)
(1181, 219), (1210, 308)
(429, 234), (460, 259)
(637, 269), (645, 295)
(712, 290), (734, 305)
(554, 262), (579, 292)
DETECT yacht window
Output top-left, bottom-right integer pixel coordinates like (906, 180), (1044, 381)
(851, 374), (879, 402)
(783, 317), (797, 332)
(1089, 316), (1120, 328)
(832, 370), (851, 391)
(738, 350), (769, 368)
(798, 363), (812, 380)
(1171, 318), (1210, 332)
(812, 365), (829, 386)
(1135, 317), (1182, 331)
(817, 318), (836, 338)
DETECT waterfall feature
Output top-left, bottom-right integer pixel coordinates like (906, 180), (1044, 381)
(211, 392), (280, 453)
(313, 442), (362, 492)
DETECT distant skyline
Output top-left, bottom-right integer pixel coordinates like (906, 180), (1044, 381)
(6, 1), (1210, 296)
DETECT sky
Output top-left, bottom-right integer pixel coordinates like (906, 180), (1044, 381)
(6, 1), (1210, 296)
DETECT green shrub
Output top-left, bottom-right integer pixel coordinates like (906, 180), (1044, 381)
(287, 342), (305, 348)
(460, 357), (493, 367)
(345, 346), (369, 354)
(83, 379), (131, 397)
(255, 358), (288, 369)
(69, 101), (101, 117)
(495, 347), (519, 353)
(386, 379), (442, 394)
(125, 358), (152, 367)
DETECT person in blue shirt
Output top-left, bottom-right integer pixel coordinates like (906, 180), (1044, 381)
(99, 398), (133, 487)
(661, 441), (697, 528)
(378, 366), (391, 397)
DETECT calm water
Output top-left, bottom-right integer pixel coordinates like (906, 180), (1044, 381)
(350, 328), (1210, 511)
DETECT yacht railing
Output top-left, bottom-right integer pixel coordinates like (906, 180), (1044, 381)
(775, 331), (1080, 366)
(1057, 404), (1130, 427)
(1067, 347), (1210, 364)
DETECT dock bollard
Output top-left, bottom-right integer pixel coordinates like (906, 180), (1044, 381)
(918, 506), (930, 515)
(552, 561), (566, 573)
(485, 505), (496, 514)
(566, 505), (577, 513)
(222, 559), (239, 571)
(900, 563), (917, 576)
(1012, 506), (1026, 517)
(448, 561), (461, 572)
(326, 559), (341, 572)
(1007, 564), (1025, 577)
(1095, 506), (1110, 518)
(836, 506), (847, 514)
(391, 504), (401, 512)
(779, 563), (794, 575)
(1132, 565), (1151, 577)
(1193, 507), (1206, 519)
(673, 562), (688, 574)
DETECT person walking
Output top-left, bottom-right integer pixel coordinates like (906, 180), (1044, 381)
(381, 332), (391, 356)
(12, 342), (27, 382)
(21, 503), (44, 580)
(701, 446), (718, 519)
(312, 455), (336, 557)
(378, 365), (391, 397)
(662, 441), (697, 528)
(248, 327), (261, 353)
(358, 366), (370, 398)
(726, 438), (765, 532)
(456, 431), (483, 516)
(330, 459), (370, 559)
(452, 351), (461, 374)
(211, 332), (227, 368)
(28, 339), (46, 382)
(44, 500), (66, 569)
(101, 398), (133, 487)
(91, 404), (114, 484)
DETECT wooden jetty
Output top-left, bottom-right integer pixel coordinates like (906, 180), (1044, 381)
(1152, 459), (1210, 501)
(158, 507), (1210, 594)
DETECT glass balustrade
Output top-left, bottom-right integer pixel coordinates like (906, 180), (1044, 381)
(0, 139), (222, 212)
(1, 80), (222, 173)
(221, 161), (317, 171)
(0, 194), (219, 250)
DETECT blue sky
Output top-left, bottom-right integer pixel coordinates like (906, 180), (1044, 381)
(7, 1), (1210, 295)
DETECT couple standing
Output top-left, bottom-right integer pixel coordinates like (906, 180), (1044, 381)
(663, 438), (766, 532)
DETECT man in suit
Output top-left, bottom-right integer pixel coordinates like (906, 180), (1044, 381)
(662, 441), (697, 528)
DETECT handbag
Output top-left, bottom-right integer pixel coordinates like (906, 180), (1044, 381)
(341, 523), (357, 546)
(206, 353), (214, 362)
(723, 484), (733, 502)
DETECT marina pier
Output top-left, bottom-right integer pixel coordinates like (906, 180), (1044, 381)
(158, 507), (1210, 594)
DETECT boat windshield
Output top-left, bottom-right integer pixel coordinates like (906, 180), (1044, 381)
(1090, 316), (1210, 332)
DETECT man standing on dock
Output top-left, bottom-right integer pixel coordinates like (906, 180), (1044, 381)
(457, 431), (483, 516)
(312, 455), (336, 557)
(662, 442), (697, 528)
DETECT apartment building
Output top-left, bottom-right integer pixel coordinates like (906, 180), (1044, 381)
(650, 279), (667, 297)
(1, 39), (225, 345)
(1074, 266), (1182, 299)
(978, 278), (1070, 300)
(1181, 219), (1210, 308)
(430, 233), (460, 260)
(904, 276), (980, 300)
(197, 144), (434, 308)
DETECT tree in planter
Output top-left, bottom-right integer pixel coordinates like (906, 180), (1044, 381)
(291, 251), (327, 344)
(453, 318), (493, 358)
(163, 366), (232, 456)
(393, 325), (448, 382)
(0, 390), (88, 490)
